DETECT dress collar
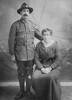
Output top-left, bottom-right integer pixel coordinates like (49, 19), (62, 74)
(42, 40), (55, 48)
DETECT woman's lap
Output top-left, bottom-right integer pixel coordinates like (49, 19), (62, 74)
(32, 69), (61, 100)
(32, 69), (60, 80)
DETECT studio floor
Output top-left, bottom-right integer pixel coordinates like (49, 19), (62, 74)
(0, 85), (72, 100)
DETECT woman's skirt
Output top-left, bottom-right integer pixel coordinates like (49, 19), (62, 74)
(32, 69), (61, 100)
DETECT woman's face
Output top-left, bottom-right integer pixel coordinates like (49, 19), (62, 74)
(43, 31), (52, 42)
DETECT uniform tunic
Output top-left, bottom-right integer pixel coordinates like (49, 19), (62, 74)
(8, 17), (42, 61)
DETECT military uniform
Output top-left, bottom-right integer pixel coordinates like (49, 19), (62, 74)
(8, 2), (43, 99)
(8, 17), (42, 92)
(9, 18), (42, 60)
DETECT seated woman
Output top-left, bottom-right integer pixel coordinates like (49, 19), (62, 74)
(32, 28), (62, 100)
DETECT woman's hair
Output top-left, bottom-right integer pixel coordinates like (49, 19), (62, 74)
(42, 28), (53, 36)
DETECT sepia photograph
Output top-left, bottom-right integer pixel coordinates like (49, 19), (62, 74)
(0, 0), (72, 100)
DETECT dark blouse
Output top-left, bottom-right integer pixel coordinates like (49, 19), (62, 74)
(35, 41), (61, 70)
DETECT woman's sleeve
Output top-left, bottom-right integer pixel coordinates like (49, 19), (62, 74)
(51, 42), (62, 71)
(35, 43), (43, 70)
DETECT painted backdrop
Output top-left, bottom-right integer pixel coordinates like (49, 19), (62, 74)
(0, 0), (72, 82)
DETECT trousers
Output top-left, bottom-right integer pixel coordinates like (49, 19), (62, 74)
(16, 59), (34, 92)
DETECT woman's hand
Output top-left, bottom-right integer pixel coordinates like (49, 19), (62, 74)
(41, 68), (45, 73)
(41, 67), (51, 74)
(45, 67), (52, 73)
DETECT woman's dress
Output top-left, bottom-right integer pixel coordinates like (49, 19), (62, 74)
(32, 41), (61, 100)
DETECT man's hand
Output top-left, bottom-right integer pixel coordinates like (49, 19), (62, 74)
(11, 55), (15, 62)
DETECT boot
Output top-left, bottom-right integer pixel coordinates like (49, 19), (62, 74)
(14, 80), (25, 100)
(14, 91), (24, 100)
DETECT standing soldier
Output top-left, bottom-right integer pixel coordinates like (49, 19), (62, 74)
(8, 2), (43, 100)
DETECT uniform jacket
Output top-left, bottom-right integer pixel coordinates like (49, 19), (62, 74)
(8, 17), (43, 61)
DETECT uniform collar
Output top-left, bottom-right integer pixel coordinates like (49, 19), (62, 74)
(20, 16), (29, 23)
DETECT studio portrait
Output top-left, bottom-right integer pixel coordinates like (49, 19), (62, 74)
(0, 0), (72, 100)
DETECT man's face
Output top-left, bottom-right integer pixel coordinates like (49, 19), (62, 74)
(20, 8), (30, 17)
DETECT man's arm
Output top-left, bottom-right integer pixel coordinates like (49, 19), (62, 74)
(8, 22), (16, 55)
(34, 29), (43, 40)
(32, 22), (43, 40)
